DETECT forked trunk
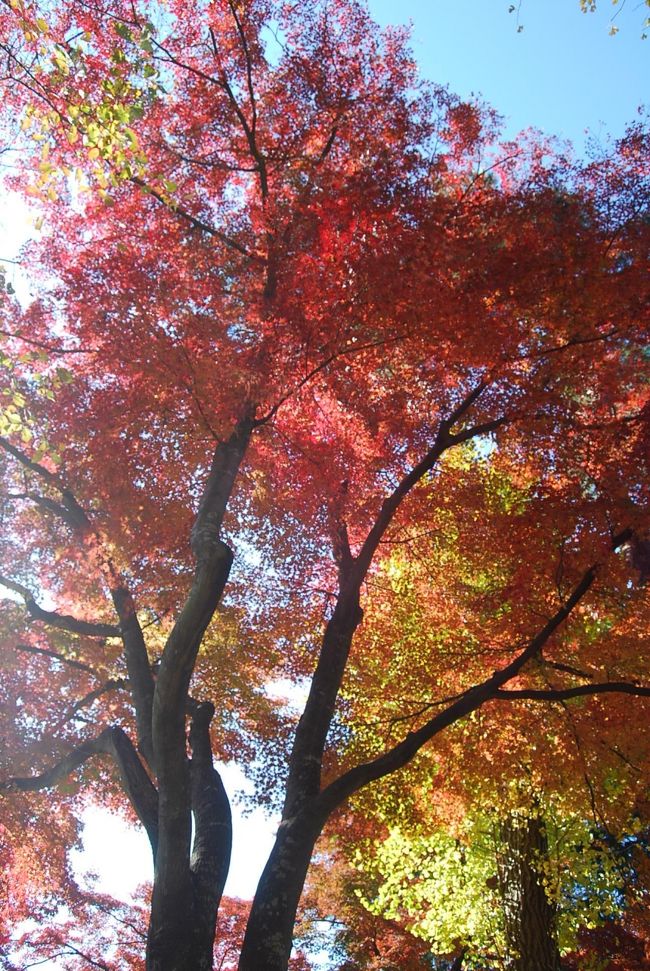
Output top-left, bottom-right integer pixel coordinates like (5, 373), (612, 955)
(147, 704), (233, 971)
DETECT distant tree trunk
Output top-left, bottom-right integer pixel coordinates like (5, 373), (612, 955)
(497, 812), (562, 971)
(450, 948), (467, 970)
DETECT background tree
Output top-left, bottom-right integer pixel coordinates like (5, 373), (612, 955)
(0, 1), (648, 969)
(345, 799), (647, 968)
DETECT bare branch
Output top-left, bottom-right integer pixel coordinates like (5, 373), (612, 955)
(609, 745), (642, 773)
(448, 413), (510, 446)
(227, 0), (258, 137)
(166, 146), (258, 174)
(528, 327), (622, 362)
(0, 328), (95, 355)
(254, 334), (407, 426)
(14, 490), (87, 527)
(129, 177), (263, 261)
(153, 409), (253, 893)
(189, 701), (232, 915)
(0, 435), (66, 489)
(0, 435), (90, 529)
(86, 899), (147, 940)
(284, 382), (509, 814)
(316, 541), (626, 815)
(0, 437), (156, 767)
(207, 23), (268, 199)
(189, 408), (256, 561)
(59, 678), (127, 725)
(51, 942), (110, 971)
(355, 382), (506, 577)
(22, 952), (105, 971)
(14, 642), (101, 676)
(0, 731), (108, 793)
(544, 659), (591, 679)
(443, 380), (488, 426)
(110, 586), (155, 771)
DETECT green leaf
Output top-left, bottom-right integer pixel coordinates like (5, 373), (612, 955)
(114, 22), (133, 41)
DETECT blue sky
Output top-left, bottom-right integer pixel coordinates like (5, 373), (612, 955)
(368, 0), (648, 153)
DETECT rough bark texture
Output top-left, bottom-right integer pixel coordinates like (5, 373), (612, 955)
(238, 812), (324, 971)
(497, 813), (563, 971)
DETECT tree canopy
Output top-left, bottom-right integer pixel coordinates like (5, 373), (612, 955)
(0, 1), (648, 969)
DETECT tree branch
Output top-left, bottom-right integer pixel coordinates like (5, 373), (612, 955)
(2, 726), (159, 853)
(189, 408), (256, 562)
(254, 335), (407, 427)
(493, 682), (650, 702)
(207, 21), (268, 200)
(283, 382), (508, 815)
(0, 574), (121, 638)
(543, 659), (591, 679)
(355, 382), (504, 577)
(152, 409), (253, 917)
(316, 543), (624, 815)
(448, 413), (510, 446)
(0, 436), (89, 530)
(58, 678), (127, 726)
(226, 0), (259, 137)
(0, 327), (95, 355)
(129, 177), (263, 261)
(0, 435), (157, 768)
(14, 642), (101, 677)
(110, 586), (155, 771)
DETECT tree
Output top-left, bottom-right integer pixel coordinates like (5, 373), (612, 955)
(336, 800), (645, 967)
(296, 831), (437, 970)
(0, 1), (648, 969)
(6, 887), (150, 971)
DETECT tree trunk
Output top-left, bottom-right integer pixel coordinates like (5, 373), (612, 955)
(146, 890), (216, 971)
(450, 948), (466, 970)
(146, 704), (233, 971)
(497, 812), (563, 971)
(238, 813), (322, 971)
(145, 418), (251, 970)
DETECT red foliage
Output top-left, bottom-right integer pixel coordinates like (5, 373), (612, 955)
(565, 922), (650, 971)
(0, 0), (647, 967)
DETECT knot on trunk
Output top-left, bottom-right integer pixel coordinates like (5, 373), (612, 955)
(190, 518), (233, 573)
(190, 512), (223, 562)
